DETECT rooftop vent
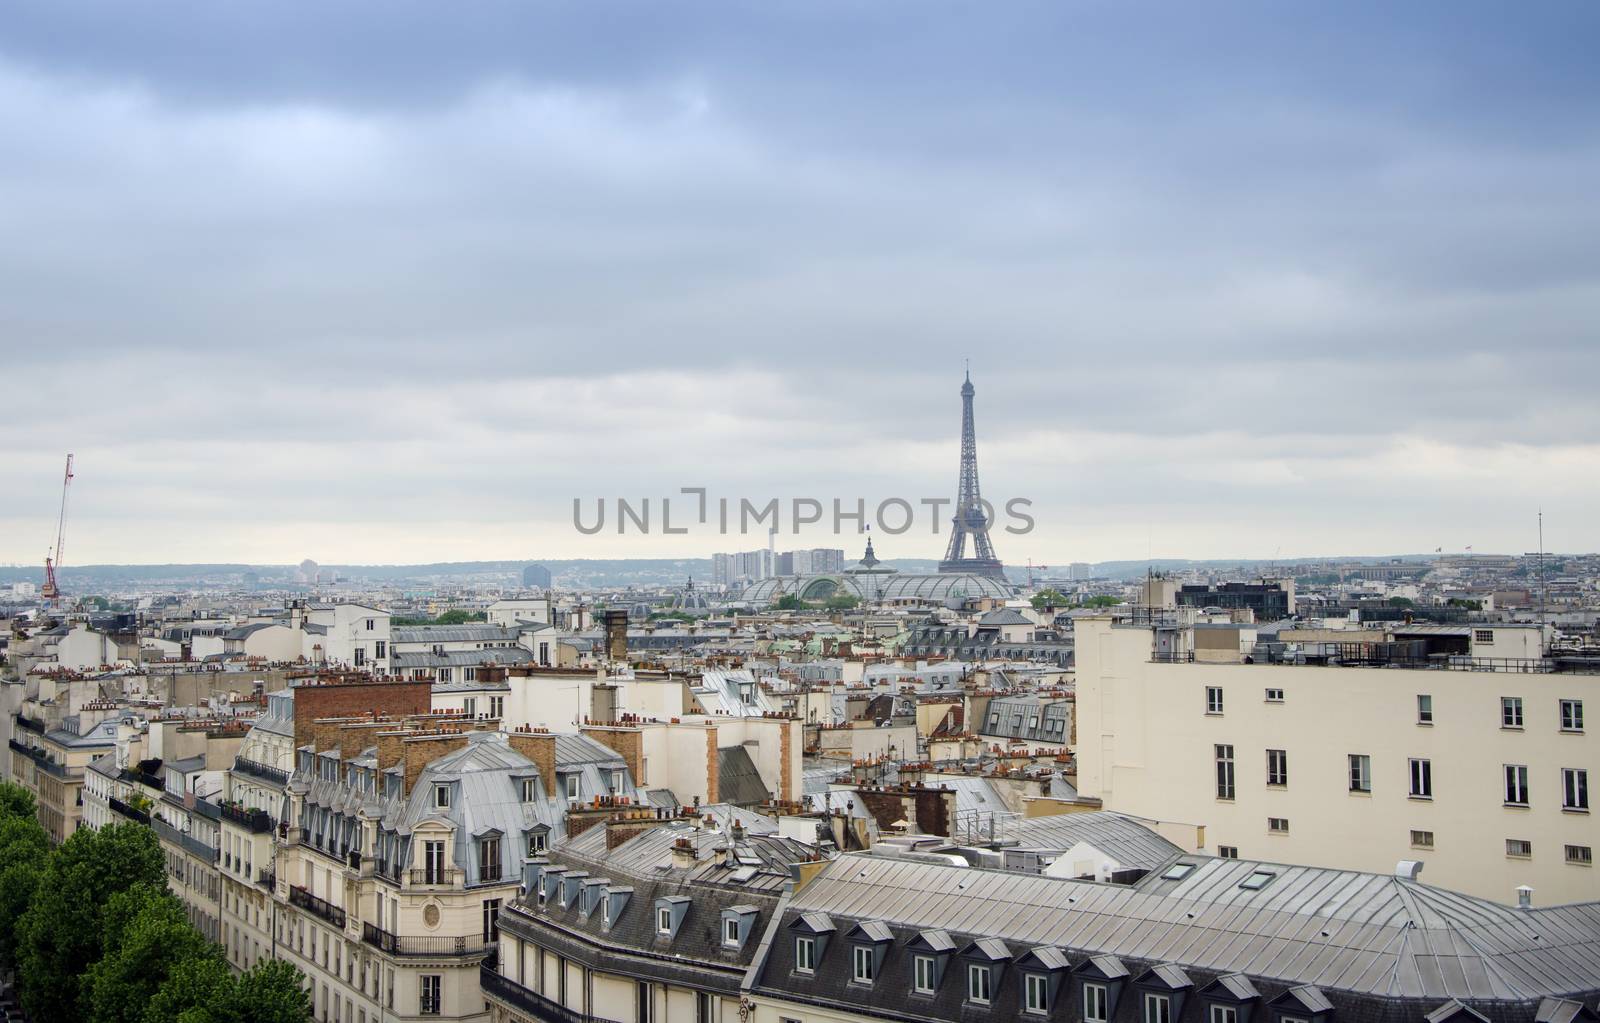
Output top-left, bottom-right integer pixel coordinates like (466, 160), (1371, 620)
(1394, 860), (1424, 881)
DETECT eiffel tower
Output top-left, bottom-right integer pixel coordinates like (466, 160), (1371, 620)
(937, 370), (1007, 580)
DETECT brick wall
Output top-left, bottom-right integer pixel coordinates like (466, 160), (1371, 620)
(579, 727), (643, 786)
(400, 734), (471, 795)
(292, 680), (432, 751)
(705, 727), (720, 804)
(507, 731), (558, 796)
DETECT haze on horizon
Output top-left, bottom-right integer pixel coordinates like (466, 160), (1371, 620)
(1, 1), (1597, 569)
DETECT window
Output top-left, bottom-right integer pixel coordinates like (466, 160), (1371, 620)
(796, 937), (816, 973)
(1239, 869), (1276, 891)
(375, 640), (386, 658)
(1266, 749), (1288, 787)
(366, 619), (375, 631)
(1206, 687), (1224, 715)
(1417, 694), (1433, 724)
(433, 785), (450, 809)
(528, 831), (547, 856)
(1348, 754), (1371, 793)
(637, 982), (652, 1023)
(522, 779), (538, 804)
(1024, 973), (1049, 1014)
(1506, 839), (1532, 858)
(1268, 817), (1289, 834)
(1502, 697), (1524, 728)
(657, 907), (673, 936)
(1411, 830), (1434, 849)
(479, 837), (501, 882)
(419, 975), (441, 1016)
(1218, 845), (1239, 859)
(1215, 745), (1235, 800)
(967, 964), (991, 1004)
(1566, 845), (1593, 865)
(437, 668), (453, 683)
(1409, 758), (1433, 799)
(1210, 1008), (1239, 1023)
(723, 917), (740, 948)
(1563, 768), (1589, 811)
(1083, 983), (1108, 1022)
(565, 775), (580, 803)
(1505, 764), (1530, 806)
(912, 954), (935, 993)
(610, 769), (626, 794)
(1144, 993), (1172, 1023)
(1474, 629), (1494, 644)
(463, 668), (476, 682)
(852, 945), (874, 984)
(1561, 699), (1584, 732)
(490, 696), (504, 718)
(463, 698), (477, 717)
(354, 647), (366, 667)
(482, 899), (500, 942)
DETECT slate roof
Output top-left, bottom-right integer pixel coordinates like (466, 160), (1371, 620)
(748, 853), (1600, 1021)
(716, 744), (773, 807)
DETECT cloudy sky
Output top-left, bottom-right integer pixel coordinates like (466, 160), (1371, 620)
(1, 1), (1597, 567)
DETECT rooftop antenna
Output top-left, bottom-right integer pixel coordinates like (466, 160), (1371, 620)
(1538, 509), (1547, 632)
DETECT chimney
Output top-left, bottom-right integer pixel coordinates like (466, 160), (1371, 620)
(671, 837), (699, 870)
(603, 610), (628, 664)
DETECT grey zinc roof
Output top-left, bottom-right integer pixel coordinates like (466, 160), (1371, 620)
(391, 625), (524, 645)
(394, 649), (532, 669)
(1011, 811), (1185, 872)
(772, 853), (1600, 1003)
(716, 745), (772, 807)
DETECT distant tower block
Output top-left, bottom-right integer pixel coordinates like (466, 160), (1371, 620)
(937, 371), (1007, 580)
(523, 563), (552, 589)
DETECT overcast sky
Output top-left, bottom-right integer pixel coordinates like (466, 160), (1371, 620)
(1, 1), (1597, 567)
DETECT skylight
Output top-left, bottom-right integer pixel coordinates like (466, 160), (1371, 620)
(1239, 870), (1277, 891)
(1160, 862), (1196, 881)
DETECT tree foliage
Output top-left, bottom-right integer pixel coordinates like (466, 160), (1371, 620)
(0, 784), (49, 971)
(19, 823), (166, 1023)
(1030, 588), (1070, 610)
(86, 884), (214, 1023)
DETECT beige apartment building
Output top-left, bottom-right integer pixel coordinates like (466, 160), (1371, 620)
(1074, 613), (1596, 905)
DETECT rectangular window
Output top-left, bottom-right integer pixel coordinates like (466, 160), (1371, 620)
(1215, 745), (1235, 800)
(1144, 993), (1172, 1023)
(852, 945), (874, 984)
(913, 954), (935, 994)
(1506, 838), (1532, 858)
(1417, 694), (1433, 724)
(1083, 983), (1108, 1023)
(1562, 699), (1585, 732)
(1264, 688), (1284, 703)
(1409, 758), (1433, 799)
(1266, 749), (1287, 787)
(1210, 1006), (1239, 1023)
(366, 619), (375, 631)
(1267, 817), (1289, 834)
(479, 838), (501, 882)
(1206, 687), (1224, 714)
(375, 640), (386, 658)
(482, 899), (500, 942)
(463, 697), (477, 717)
(1505, 764), (1530, 806)
(419, 975), (441, 1016)
(1502, 697), (1524, 728)
(1566, 845), (1593, 865)
(657, 908), (673, 936)
(1563, 768), (1589, 811)
(967, 965), (991, 1004)
(1410, 830), (1434, 848)
(723, 918), (740, 947)
(437, 668), (452, 683)
(1347, 754), (1371, 793)
(521, 779), (538, 804)
(1218, 845), (1238, 859)
(490, 696), (504, 719)
(637, 982), (652, 1023)
(1024, 973), (1049, 1014)
(796, 937), (816, 973)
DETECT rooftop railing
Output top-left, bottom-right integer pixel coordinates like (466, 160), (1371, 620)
(220, 802), (274, 833)
(232, 757), (290, 786)
(362, 923), (489, 958)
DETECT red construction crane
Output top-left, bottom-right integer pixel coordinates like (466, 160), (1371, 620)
(41, 454), (74, 607)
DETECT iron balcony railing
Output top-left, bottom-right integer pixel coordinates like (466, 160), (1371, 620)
(258, 869), (277, 891)
(232, 757), (290, 786)
(14, 715), (45, 734)
(479, 965), (622, 1023)
(408, 867), (464, 888)
(220, 803), (274, 833)
(152, 817), (220, 862)
(362, 923), (490, 958)
(288, 885), (346, 929)
(108, 796), (151, 825)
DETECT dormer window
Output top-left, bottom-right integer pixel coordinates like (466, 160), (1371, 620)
(968, 965), (992, 1004)
(723, 917), (740, 947)
(610, 769), (625, 794)
(913, 955), (935, 993)
(521, 779), (538, 804)
(852, 945), (875, 984)
(527, 831), (547, 856)
(1025, 974), (1051, 1014)
(796, 937), (816, 973)
(657, 907), (672, 935)
(601, 891), (612, 925)
(565, 775), (580, 804)
(1084, 982), (1109, 1022)
(434, 785), (450, 809)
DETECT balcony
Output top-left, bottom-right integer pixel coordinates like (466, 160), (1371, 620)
(258, 868), (277, 892)
(12, 742), (76, 779)
(408, 867), (464, 888)
(14, 715), (44, 734)
(219, 802), (274, 833)
(479, 965), (621, 1023)
(361, 923), (490, 958)
(107, 796), (151, 825)
(232, 757), (290, 786)
(152, 817), (219, 863)
(288, 885), (346, 929)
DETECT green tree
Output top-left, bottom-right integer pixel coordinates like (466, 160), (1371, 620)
(143, 954), (233, 1023)
(774, 594), (806, 611)
(222, 959), (313, 1023)
(19, 823), (166, 1023)
(87, 884), (212, 1023)
(1076, 595), (1122, 609)
(0, 780), (38, 820)
(1387, 596), (1416, 608)
(824, 595), (861, 610)
(0, 812), (50, 970)
(433, 609), (486, 625)
(1030, 588), (1069, 610)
